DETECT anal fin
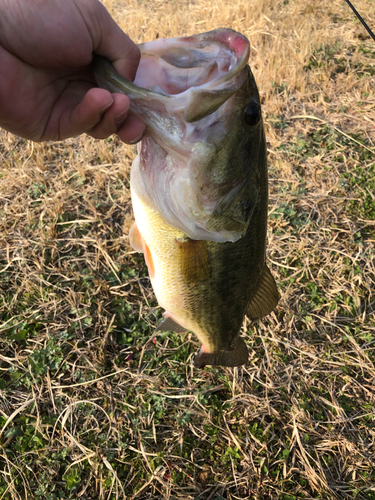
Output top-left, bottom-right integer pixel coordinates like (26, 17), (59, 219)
(155, 316), (189, 334)
(246, 264), (279, 321)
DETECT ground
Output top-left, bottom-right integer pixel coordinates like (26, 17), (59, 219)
(0, 0), (375, 498)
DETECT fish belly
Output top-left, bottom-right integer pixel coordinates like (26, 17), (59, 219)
(130, 187), (262, 354)
(131, 188), (195, 330)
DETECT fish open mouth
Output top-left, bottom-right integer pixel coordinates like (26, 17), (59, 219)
(135, 29), (249, 97)
(94, 29), (260, 243)
(94, 28), (250, 122)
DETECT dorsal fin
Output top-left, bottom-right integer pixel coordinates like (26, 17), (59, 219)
(246, 265), (279, 320)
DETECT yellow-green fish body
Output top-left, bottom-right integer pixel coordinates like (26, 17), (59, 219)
(94, 29), (279, 367)
(130, 166), (278, 367)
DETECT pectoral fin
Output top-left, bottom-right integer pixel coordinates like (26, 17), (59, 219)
(143, 242), (155, 279)
(129, 221), (143, 252)
(194, 337), (248, 368)
(246, 264), (279, 320)
(129, 221), (155, 278)
(176, 237), (210, 283)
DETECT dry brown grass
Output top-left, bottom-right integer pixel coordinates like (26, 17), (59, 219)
(1, 0), (375, 499)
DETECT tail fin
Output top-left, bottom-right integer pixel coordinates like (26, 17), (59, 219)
(194, 337), (248, 368)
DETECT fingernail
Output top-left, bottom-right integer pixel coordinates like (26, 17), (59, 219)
(115, 108), (129, 125)
(129, 130), (145, 144)
(99, 98), (113, 115)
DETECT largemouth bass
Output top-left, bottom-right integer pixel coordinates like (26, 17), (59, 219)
(94, 29), (279, 368)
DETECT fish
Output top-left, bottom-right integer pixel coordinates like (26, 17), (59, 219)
(93, 28), (279, 368)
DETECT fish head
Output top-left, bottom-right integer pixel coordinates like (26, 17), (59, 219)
(94, 29), (267, 242)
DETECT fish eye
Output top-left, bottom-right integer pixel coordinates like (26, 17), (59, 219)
(244, 101), (261, 126)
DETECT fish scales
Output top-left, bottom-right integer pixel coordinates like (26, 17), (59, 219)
(132, 171), (266, 349)
(94, 28), (279, 368)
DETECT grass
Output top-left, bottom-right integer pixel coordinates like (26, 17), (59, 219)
(1, 0), (375, 498)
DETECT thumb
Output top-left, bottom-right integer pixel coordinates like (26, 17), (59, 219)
(82, 0), (140, 81)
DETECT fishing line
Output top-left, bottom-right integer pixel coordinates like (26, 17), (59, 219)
(186, 41), (191, 91)
(343, 0), (375, 41)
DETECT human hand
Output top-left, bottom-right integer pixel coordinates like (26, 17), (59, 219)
(0, 0), (145, 143)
